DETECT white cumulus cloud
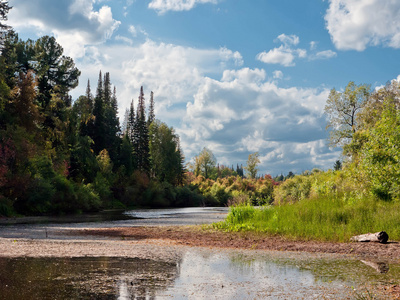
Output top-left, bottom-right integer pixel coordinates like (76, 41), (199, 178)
(149, 0), (218, 14)
(8, 0), (120, 58)
(310, 50), (337, 60)
(325, 0), (400, 51)
(257, 34), (307, 67)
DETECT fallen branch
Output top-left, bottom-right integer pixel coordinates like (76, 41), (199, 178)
(360, 260), (389, 273)
(350, 231), (388, 244)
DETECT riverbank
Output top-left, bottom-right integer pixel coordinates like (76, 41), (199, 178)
(70, 225), (400, 261)
(1, 225), (400, 298)
(2, 224), (398, 261)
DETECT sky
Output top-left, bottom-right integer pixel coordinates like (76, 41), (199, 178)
(7, 0), (400, 176)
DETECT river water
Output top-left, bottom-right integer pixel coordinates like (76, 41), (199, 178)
(0, 208), (399, 299)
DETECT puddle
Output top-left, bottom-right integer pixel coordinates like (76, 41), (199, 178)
(1, 249), (398, 299)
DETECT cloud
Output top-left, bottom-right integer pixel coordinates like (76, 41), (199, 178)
(273, 70), (283, 79)
(71, 39), (335, 174)
(115, 35), (133, 45)
(325, 0), (400, 51)
(128, 25), (137, 37)
(7, 1), (338, 174)
(256, 34), (307, 67)
(276, 34), (300, 46)
(310, 50), (337, 60)
(310, 41), (317, 50)
(181, 67), (334, 174)
(123, 0), (135, 16)
(73, 40), (244, 124)
(8, 0), (120, 58)
(149, 0), (218, 14)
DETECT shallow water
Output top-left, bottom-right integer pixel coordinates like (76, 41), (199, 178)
(0, 208), (399, 299)
(0, 248), (398, 299)
(0, 207), (229, 239)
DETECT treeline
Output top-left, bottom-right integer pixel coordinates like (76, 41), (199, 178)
(0, 27), (195, 215)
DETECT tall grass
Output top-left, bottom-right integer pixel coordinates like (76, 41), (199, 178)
(214, 195), (400, 242)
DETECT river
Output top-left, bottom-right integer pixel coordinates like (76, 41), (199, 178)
(0, 208), (399, 299)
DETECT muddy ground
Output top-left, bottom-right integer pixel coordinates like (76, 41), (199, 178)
(71, 225), (400, 261)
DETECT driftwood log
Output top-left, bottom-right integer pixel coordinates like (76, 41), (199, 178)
(360, 260), (389, 273)
(350, 231), (389, 244)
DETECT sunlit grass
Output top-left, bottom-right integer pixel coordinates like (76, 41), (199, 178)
(214, 195), (400, 242)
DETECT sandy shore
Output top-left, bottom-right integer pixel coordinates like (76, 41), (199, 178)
(1, 225), (399, 261)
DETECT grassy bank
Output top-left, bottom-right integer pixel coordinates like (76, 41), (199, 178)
(213, 196), (400, 242)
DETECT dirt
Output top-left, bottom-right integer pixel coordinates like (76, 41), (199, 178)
(70, 225), (400, 261)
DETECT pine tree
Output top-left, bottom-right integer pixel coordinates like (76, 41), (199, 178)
(103, 72), (112, 105)
(92, 71), (106, 154)
(175, 138), (186, 185)
(0, 1), (11, 47)
(147, 91), (155, 126)
(119, 134), (133, 176)
(133, 86), (150, 173)
(127, 100), (135, 143)
(105, 84), (120, 163)
(85, 79), (93, 112)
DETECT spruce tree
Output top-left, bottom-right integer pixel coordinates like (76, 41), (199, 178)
(147, 91), (155, 126)
(92, 71), (106, 154)
(127, 100), (135, 143)
(85, 79), (93, 113)
(104, 81), (120, 162)
(133, 86), (150, 173)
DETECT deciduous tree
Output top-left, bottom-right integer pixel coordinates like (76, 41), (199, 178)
(324, 81), (370, 148)
(195, 147), (216, 179)
(245, 152), (260, 179)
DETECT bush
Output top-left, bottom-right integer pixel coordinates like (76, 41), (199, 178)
(0, 196), (14, 217)
(174, 186), (203, 207)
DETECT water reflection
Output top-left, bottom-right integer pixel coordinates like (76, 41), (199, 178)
(1, 250), (398, 299)
(0, 257), (180, 300)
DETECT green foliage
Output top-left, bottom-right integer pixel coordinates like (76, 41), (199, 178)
(0, 196), (13, 217)
(216, 196), (400, 241)
(0, 30), (190, 214)
(325, 81), (370, 148)
(149, 120), (185, 185)
(190, 175), (276, 206)
(194, 147), (216, 178)
(357, 103), (400, 200)
(245, 152), (260, 179)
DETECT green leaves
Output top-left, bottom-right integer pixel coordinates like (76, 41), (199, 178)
(324, 81), (370, 149)
(358, 103), (400, 200)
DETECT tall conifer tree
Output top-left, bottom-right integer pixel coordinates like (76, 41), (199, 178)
(147, 91), (155, 126)
(127, 100), (135, 143)
(85, 79), (93, 112)
(133, 86), (150, 173)
(92, 71), (106, 154)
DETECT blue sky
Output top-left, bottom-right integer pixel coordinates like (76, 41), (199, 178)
(7, 0), (400, 176)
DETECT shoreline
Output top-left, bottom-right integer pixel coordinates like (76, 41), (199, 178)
(1, 225), (398, 261)
(2, 225), (400, 298)
(71, 225), (400, 261)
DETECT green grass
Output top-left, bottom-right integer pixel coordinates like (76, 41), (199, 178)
(214, 195), (400, 242)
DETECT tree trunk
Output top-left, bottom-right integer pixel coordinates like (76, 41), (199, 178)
(360, 260), (389, 273)
(350, 231), (388, 244)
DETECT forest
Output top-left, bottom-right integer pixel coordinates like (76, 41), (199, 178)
(0, 3), (277, 216)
